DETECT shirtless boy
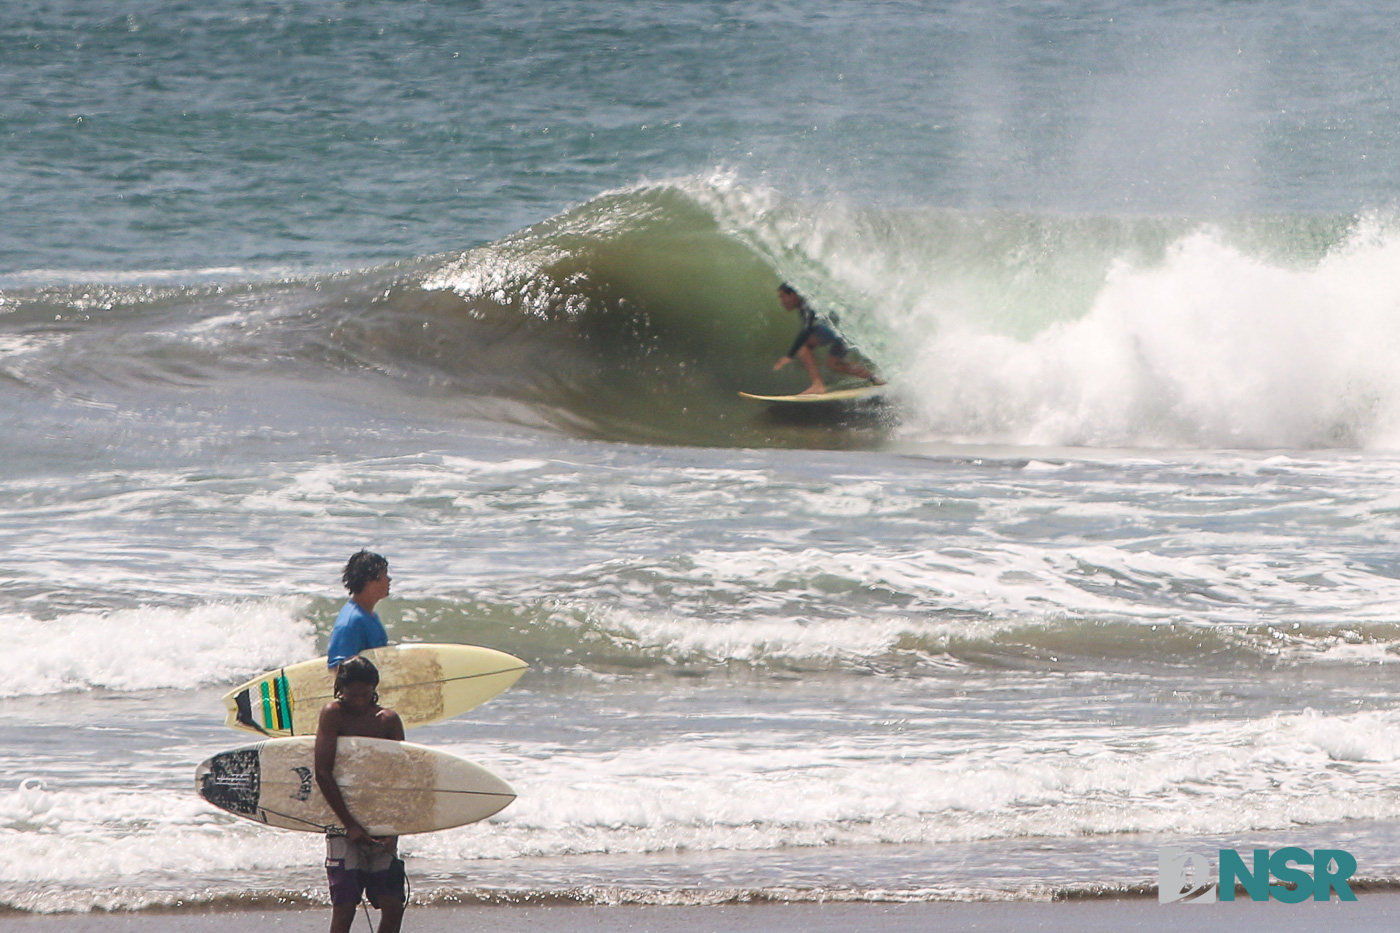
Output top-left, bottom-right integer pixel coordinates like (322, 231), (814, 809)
(315, 656), (407, 933)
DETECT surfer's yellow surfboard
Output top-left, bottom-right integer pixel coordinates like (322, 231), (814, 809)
(223, 643), (527, 737)
(739, 385), (885, 403)
(196, 736), (515, 835)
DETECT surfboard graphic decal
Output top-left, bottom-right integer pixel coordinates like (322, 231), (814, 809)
(290, 765), (314, 801)
(256, 673), (293, 732)
(199, 748), (261, 816)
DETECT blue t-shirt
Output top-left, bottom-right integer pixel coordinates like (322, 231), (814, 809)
(326, 600), (389, 667)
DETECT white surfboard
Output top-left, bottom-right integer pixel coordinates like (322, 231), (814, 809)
(224, 643), (527, 737)
(196, 736), (515, 835)
(739, 385), (886, 403)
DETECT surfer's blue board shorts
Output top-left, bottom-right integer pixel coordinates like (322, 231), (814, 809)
(812, 324), (848, 357)
(326, 834), (404, 907)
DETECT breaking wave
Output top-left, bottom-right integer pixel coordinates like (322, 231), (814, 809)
(5, 175), (1400, 449)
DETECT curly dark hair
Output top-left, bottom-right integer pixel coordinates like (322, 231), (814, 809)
(334, 655), (381, 696)
(342, 550), (388, 595)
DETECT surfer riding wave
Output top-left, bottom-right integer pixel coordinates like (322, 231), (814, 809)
(771, 284), (884, 395)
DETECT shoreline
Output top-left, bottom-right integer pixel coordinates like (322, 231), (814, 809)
(14, 875), (1400, 918)
(16, 875), (1400, 915)
(7, 897), (1400, 933)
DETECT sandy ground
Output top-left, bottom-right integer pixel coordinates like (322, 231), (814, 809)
(5, 897), (1398, 933)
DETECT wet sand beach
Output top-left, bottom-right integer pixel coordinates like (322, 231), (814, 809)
(8, 897), (1400, 933)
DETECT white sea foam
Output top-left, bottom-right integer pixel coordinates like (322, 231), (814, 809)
(0, 266), (309, 288)
(683, 174), (1400, 450)
(546, 541), (1400, 657)
(897, 224), (1400, 449)
(11, 704), (1399, 899)
(5, 445), (1400, 684)
(0, 600), (314, 697)
(416, 708), (1400, 857)
(6, 687), (1400, 909)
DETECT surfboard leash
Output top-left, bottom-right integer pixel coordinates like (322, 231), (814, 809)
(356, 855), (408, 932)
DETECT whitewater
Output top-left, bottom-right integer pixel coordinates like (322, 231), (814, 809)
(6, 0), (1400, 918)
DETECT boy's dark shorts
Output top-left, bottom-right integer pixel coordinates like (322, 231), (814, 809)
(813, 324), (848, 358)
(326, 834), (405, 907)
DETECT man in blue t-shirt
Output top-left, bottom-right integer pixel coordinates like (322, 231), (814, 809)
(327, 550), (392, 668)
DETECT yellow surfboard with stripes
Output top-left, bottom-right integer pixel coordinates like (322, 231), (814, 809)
(223, 643), (527, 736)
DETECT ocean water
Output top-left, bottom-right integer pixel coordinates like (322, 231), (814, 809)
(5, 0), (1400, 915)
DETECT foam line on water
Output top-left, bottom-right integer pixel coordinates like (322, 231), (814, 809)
(0, 599), (314, 697)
